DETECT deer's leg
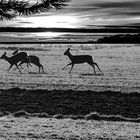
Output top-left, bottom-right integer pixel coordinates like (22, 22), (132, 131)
(27, 63), (29, 68)
(8, 64), (13, 72)
(20, 65), (24, 69)
(42, 67), (45, 73)
(13, 65), (22, 71)
(27, 61), (32, 68)
(29, 63), (32, 67)
(92, 62), (102, 72)
(88, 62), (96, 74)
(39, 66), (41, 73)
(13, 67), (17, 70)
(62, 63), (72, 70)
(15, 64), (22, 73)
(18, 62), (24, 69)
(27, 59), (32, 67)
(25, 57), (31, 68)
(37, 63), (43, 73)
(69, 64), (74, 73)
(41, 64), (44, 73)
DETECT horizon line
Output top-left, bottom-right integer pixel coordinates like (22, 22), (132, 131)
(0, 26), (140, 33)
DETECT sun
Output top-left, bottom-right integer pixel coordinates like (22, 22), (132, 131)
(20, 15), (78, 28)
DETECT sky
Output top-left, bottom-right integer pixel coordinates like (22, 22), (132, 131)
(1, 0), (140, 28)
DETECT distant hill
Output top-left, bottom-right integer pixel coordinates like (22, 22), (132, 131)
(97, 33), (140, 43)
(1, 27), (140, 33)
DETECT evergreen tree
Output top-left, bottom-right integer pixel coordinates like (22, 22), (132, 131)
(0, 0), (70, 20)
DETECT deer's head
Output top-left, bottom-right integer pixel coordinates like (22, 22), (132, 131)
(12, 49), (19, 55)
(64, 48), (70, 55)
(0, 52), (6, 59)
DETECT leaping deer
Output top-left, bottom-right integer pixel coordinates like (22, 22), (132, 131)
(19, 55), (44, 73)
(12, 49), (31, 68)
(62, 48), (102, 74)
(13, 49), (44, 73)
(0, 51), (28, 73)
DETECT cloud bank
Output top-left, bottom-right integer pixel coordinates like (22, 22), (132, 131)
(1, 0), (140, 28)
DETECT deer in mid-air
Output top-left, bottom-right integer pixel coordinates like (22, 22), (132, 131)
(13, 49), (44, 73)
(0, 51), (28, 73)
(62, 48), (102, 74)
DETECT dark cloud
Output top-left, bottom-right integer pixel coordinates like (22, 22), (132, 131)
(85, 1), (140, 9)
(127, 23), (140, 26)
(111, 11), (140, 16)
(79, 1), (140, 21)
(19, 22), (32, 24)
(68, 7), (98, 12)
(67, 0), (140, 19)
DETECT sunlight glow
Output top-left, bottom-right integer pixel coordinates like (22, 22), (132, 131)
(21, 15), (78, 28)
(31, 32), (67, 38)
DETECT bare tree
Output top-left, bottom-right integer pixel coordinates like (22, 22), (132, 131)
(0, 0), (70, 20)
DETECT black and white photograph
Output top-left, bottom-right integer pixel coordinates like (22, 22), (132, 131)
(0, 0), (139, 139)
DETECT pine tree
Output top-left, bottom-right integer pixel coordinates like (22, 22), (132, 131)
(0, 0), (70, 20)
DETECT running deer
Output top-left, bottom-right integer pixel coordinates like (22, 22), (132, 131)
(19, 55), (44, 73)
(62, 48), (102, 74)
(13, 49), (44, 73)
(0, 51), (28, 73)
(12, 49), (31, 68)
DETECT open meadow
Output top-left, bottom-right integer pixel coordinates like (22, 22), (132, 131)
(0, 43), (140, 92)
(0, 43), (139, 139)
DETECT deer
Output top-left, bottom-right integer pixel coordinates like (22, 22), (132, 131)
(62, 48), (102, 74)
(12, 49), (31, 68)
(19, 55), (44, 73)
(12, 49), (44, 73)
(0, 51), (28, 73)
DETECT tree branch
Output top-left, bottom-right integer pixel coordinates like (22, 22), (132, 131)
(0, 0), (70, 20)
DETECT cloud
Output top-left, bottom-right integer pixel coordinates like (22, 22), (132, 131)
(92, 1), (140, 9)
(2, 0), (140, 28)
(81, 0), (140, 17)
(69, 0), (140, 26)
